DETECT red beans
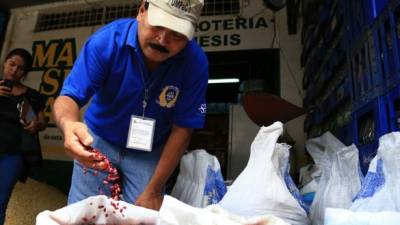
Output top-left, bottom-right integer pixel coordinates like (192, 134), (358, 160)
(81, 198), (129, 225)
(84, 147), (122, 200)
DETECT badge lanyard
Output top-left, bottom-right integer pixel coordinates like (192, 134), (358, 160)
(126, 58), (171, 151)
(138, 62), (170, 117)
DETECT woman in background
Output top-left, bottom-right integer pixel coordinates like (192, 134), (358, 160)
(0, 48), (47, 225)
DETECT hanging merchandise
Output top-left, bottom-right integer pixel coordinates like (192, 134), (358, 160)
(171, 149), (227, 208)
(307, 132), (362, 225)
(218, 122), (310, 225)
(395, 101), (400, 129)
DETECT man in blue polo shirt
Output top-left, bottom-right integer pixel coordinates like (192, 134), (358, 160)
(52, 0), (207, 210)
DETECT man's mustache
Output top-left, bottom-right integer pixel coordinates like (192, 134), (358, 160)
(149, 43), (169, 53)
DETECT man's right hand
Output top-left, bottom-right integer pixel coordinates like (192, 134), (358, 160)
(62, 121), (107, 170)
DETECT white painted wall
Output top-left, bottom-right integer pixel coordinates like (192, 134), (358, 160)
(275, 7), (308, 169)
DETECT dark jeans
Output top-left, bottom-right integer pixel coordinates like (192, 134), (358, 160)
(0, 154), (24, 225)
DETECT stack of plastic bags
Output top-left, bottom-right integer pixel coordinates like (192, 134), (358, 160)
(325, 132), (400, 225)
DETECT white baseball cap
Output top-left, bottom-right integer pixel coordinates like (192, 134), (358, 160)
(146, 0), (204, 40)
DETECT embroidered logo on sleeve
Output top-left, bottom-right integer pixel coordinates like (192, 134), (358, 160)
(158, 85), (180, 108)
(198, 104), (206, 114)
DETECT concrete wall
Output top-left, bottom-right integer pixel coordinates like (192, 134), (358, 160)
(275, 7), (309, 169)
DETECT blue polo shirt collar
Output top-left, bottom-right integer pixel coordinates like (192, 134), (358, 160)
(126, 21), (139, 50)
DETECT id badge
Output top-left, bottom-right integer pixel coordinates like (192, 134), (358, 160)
(126, 116), (155, 151)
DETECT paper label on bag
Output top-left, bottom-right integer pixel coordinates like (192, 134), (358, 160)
(126, 116), (155, 151)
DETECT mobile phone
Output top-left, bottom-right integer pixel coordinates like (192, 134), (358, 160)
(2, 79), (14, 89)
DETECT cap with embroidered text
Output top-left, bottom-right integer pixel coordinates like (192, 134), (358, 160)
(146, 0), (204, 40)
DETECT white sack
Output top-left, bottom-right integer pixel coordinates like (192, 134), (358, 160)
(300, 179), (319, 196)
(305, 132), (346, 168)
(308, 133), (361, 225)
(301, 131), (344, 205)
(324, 208), (400, 225)
(273, 143), (310, 213)
(36, 195), (159, 225)
(171, 149), (226, 207)
(218, 121), (310, 225)
(299, 164), (321, 193)
(160, 195), (289, 225)
(350, 132), (400, 212)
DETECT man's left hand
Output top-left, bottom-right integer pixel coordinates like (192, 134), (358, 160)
(135, 189), (163, 211)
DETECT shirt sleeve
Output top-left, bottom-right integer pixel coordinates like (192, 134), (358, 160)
(60, 30), (113, 107)
(173, 50), (208, 129)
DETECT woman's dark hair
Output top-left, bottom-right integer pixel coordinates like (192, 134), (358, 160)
(5, 48), (33, 76)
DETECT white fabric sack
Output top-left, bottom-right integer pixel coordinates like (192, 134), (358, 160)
(299, 164), (321, 194)
(218, 121), (310, 225)
(273, 143), (310, 213)
(324, 208), (400, 225)
(36, 195), (159, 225)
(305, 132), (344, 170)
(160, 195), (289, 225)
(350, 132), (400, 212)
(301, 132), (342, 201)
(308, 133), (361, 225)
(300, 179), (319, 196)
(171, 149), (226, 207)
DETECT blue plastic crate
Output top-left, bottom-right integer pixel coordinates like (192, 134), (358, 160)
(374, 0), (389, 15)
(352, 96), (390, 174)
(367, 27), (386, 97)
(343, 0), (353, 47)
(344, 61), (356, 104)
(377, 9), (400, 89)
(386, 84), (400, 131)
(388, 2), (400, 85)
(336, 122), (354, 146)
(353, 97), (389, 145)
(349, 0), (368, 45)
(324, 4), (344, 47)
(335, 74), (352, 107)
(364, 0), (377, 25)
(365, 0), (390, 26)
(358, 140), (379, 175)
(351, 38), (375, 106)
